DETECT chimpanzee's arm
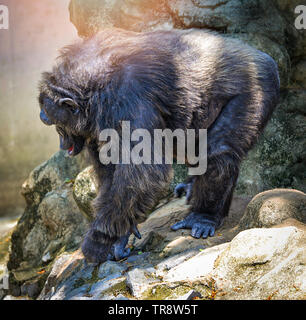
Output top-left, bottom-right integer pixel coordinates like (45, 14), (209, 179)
(82, 63), (173, 263)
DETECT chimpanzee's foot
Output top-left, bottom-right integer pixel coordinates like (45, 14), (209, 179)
(171, 212), (218, 239)
(174, 182), (193, 203)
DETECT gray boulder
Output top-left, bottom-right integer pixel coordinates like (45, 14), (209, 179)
(211, 224), (306, 300)
(73, 166), (98, 221)
(7, 151), (89, 299)
(239, 189), (306, 229)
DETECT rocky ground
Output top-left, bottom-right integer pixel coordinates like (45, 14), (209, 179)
(1, 155), (305, 300)
(0, 216), (18, 300)
(35, 191), (306, 301)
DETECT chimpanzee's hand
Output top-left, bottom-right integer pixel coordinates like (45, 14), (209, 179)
(81, 230), (114, 264)
(82, 226), (142, 263)
(108, 226), (142, 261)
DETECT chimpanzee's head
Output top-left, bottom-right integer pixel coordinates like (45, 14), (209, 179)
(38, 88), (86, 157)
(38, 37), (115, 157)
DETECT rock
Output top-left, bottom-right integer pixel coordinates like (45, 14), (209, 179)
(291, 60), (306, 88)
(163, 243), (229, 282)
(38, 250), (131, 300)
(21, 150), (85, 207)
(98, 261), (128, 279)
(274, 0), (301, 12)
(3, 295), (31, 300)
(236, 89), (306, 196)
(126, 267), (159, 298)
(7, 151), (88, 298)
(21, 187), (88, 266)
(152, 221), (306, 300)
(73, 166), (98, 221)
(162, 236), (203, 258)
(155, 247), (204, 276)
(69, 0), (172, 37)
(168, 0), (286, 41)
(41, 252), (52, 263)
(273, 0), (306, 60)
(114, 294), (129, 300)
(0, 217), (17, 278)
(0, 268), (9, 300)
(89, 275), (126, 299)
(176, 289), (202, 300)
(37, 250), (86, 300)
(126, 252), (150, 264)
(211, 224), (306, 299)
(0, 218), (17, 300)
(239, 189), (306, 230)
(284, 90), (306, 116)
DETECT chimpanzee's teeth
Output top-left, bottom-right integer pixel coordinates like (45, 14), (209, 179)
(68, 145), (74, 156)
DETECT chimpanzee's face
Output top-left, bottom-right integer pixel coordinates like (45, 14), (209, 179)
(55, 125), (85, 156)
(39, 93), (85, 156)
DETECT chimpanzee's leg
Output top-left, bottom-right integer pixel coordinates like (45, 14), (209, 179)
(82, 163), (173, 263)
(172, 78), (279, 238)
(171, 155), (239, 238)
(85, 143), (130, 261)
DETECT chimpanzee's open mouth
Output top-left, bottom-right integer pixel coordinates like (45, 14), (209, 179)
(59, 134), (85, 157)
(66, 139), (84, 157)
(68, 145), (74, 156)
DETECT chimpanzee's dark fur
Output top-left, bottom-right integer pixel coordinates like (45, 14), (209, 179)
(39, 28), (280, 263)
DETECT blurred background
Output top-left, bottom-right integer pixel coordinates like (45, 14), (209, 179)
(0, 0), (78, 217)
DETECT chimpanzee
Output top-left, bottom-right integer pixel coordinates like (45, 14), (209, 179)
(39, 28), (280, 263)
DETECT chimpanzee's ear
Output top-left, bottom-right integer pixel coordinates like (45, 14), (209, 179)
(59, 98), (78, 108)
(59, 98), (80, 114)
